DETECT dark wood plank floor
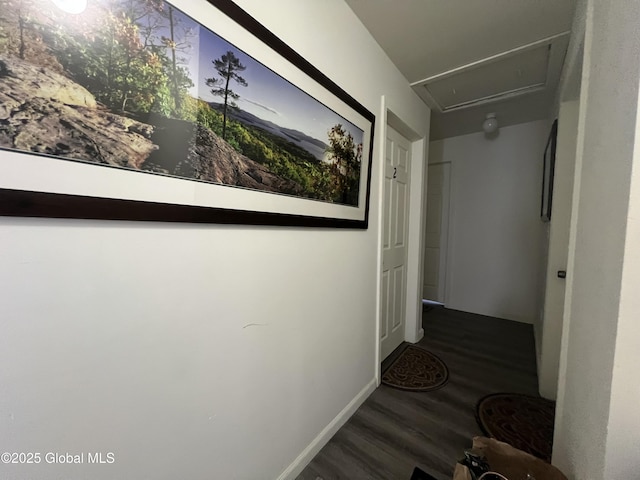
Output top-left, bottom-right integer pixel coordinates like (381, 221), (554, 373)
(296, 306), (539, 480)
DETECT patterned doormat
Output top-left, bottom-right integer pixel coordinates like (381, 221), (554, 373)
(382, 345), (448, 391)
(476, 393), (556, 462)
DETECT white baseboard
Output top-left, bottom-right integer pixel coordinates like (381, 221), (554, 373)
(276, 378), (377, 480)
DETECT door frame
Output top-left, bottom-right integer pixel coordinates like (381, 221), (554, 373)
(423, 161), (451, 304)
(375, 96), (430, 384)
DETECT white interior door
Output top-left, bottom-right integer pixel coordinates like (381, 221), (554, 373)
(423, 163), (450, 302)
(381, 127), (411, 360)
(539, 102), (579, 398)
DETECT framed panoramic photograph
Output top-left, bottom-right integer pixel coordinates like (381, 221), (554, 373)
(541, 119), (558, 222)
(0, 0), (375, 227)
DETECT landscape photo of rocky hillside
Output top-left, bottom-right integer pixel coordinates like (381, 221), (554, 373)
(0, 0), (366, 206)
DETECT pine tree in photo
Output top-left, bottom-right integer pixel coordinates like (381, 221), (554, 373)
(205, 50), (247, 140)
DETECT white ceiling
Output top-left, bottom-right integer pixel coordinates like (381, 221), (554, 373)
(345, 0), (576, 139)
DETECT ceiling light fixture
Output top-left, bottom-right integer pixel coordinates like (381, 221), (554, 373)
(483, 113), (498, 134)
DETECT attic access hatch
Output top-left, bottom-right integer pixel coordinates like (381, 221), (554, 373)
(412, 33), (570, 113)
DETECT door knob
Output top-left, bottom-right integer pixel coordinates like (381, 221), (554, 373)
(557, 270), (567, 279)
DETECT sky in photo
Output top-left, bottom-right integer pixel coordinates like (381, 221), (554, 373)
(177, 11), (364, 146)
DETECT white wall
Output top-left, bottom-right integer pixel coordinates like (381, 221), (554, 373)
(553, 0), (640, 478)
(429, 121), (547, 324)
(605, 103), (640, 478)
(0, 1), (430, 479)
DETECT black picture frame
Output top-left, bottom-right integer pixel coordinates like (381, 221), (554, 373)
(0, 0), (375, 228)
(541, 119), (558, 222)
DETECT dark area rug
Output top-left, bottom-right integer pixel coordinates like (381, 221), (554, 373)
(382, 345), (448, 391)
(476, 393), (556, 462)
